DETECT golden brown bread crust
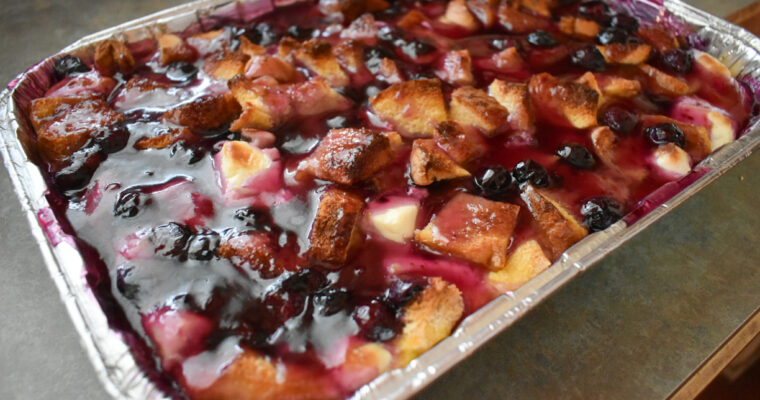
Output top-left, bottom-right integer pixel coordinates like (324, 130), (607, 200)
(640, 114), (712, 162)
(597, 43), (652, 65)
(638, 26), (680, 53)
(163, 94), (241, 131)
(204, 51), (249, 80)
(94, 39), (135, 76)
(415, 193), (521, 269)
(441, 0), (479, 31)
(369, 79), (448, 138)
(528, 72), (599, 129)
(157, 34), (195, 66)
(409, 139), (471, 185)
(488, 80), (535, 134)
(449, 86), (509, 136)
(638, 64), (694, 97)
(244, 55), (295, 83)
(558, 15), (600, 39)
(520, 184), (588, 259)
(497, 2), (550, 34)
(228, 76), (292, 131)
(133, 125), (194, 150)
(439, 50), (474, 86)
(466, 0), (496, 28)
(434, 120), (486, 165)
(488, 239), (551, 291)
(295, 39), (350, 88)
(308, 188), (365, 265)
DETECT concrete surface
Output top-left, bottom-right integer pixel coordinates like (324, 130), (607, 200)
(0, 1), (757, 399)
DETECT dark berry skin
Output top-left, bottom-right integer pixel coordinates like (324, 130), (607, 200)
(571, 45), (606, 72)
(645, 123), (686, 148)
(512, 159), (551, 188)
(581, 197), (624, 232)
(313, 288), (352, 316)
(577, 1), (612, 26)
(399, 40), (435, 60)
(662, 49), (693, 74)
(354, 300), (400, 342)
(557, 144), (596, 169)
(53, 55), (89, 79)
(165, 61), (198, 83)
(113, 189), (148, 218)
(286, 25), (315, 40)
(527, 31), (559, 48)
(474, 166), (515, 198)
(610, 13), (639, 33)
(186, 231), (220, 261)
(601, 106), (638, 134)
(245, 22), (278, 46)
(597, 28), (628, 45)
(150, 222), (192, 258)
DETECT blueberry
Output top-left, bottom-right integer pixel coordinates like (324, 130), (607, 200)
(53, 147), (104, 191)
(314, 288), (352, 315)
(93, 124), (129, 154)
(234, 208), (270, 229)
(286, 25), (315, 40)
(399, 40), (435, 60)
(169, 143), (206, 165)
(53, 55), (89, 79)
(113, 189), (149, 218)
(165, 61), (198, 83)
(527, 30), (558, 48)
(115, 265), (139, 301)
(600, 106), (638, 134)
(557, 144), (596, 169)
(597, 28), (628, 45)
(354, 301), (399, 342)
(150, 222), (192, 258)
(246, 22), (278, 46)
(186, 231), (220, 261)
(578, 1), (612, 25)
(571, 45), (606, 72)
(474, 166), (515, 198)
(610, 13), (639, 33)
(581, 197), (624, 232)
(281, 269), (327, 293)
(512, 159), (551, 187)
(661, 49), (693, 74)
(645, 122), (685, 148)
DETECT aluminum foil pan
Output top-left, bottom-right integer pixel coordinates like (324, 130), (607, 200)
(1, 0), (759, 399)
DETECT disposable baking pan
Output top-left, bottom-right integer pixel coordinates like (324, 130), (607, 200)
(1, 0), (759, 398)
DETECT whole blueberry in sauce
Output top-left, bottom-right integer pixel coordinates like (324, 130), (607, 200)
(610, 13), (639, 32)
(474, 166), (515, 198)
(571, 45), (606, 71)
(581, 197), (624, 232)
(645, 122), (686, 148)
(512, 160), (551, 188)
(597, 28), (628, 45)
(165, 61), (198, 83)
(557, 144), (596, 169)
(662, 49), (694, 74)
(527, 31), (559, 48)
(601, 106), (639, 134)
(53, 55), (89, 79)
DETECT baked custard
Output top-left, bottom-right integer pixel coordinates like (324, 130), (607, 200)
(26, 0), (753, 398)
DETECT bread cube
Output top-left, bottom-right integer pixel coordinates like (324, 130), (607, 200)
(466, 0), (496, 28)
(32, 98), (124, 161)
(497, 3), (549, 34)
(301, 128), (397, 185)
(397, 277), (464, 366)
(434, 120), (486, 165)
(488, 240), (551, 291)
(397, 9), (430, 30)
(187, 29), (232, 56)
(244, 55), (295, 83)
(597, 43), (652, 65)
(441, 0), (479, 31)
(204, 51), (248, 80)
(141, 309), (214, 371)
(308, 188), (365, 264)
(369, 202), (420, 244)
(134, 125), (194, 150)
(409, 139), (470, 186)
(638, 26), (679, 53)
(519, 0), (552, 17)
(214, 140), (282, 201)
(157, 34), (195, 66)
(558, 15), (600, 39)
(671, 97), (736, 151)
(653, 143), (691, 178)
(237, 36), (266, 57)
(228, 76), (292, 131)
(450, 86), (509, 136)
(277, 36), (301, 61)
(638, 64), (693, 97)
(333, 39), (367, 75)
(520, 184), (588, 258)
(337, 342), (392, 392)
(218, 232), (283, 276)
(599, 75), (642, 99)
(528, 73), (599, 129)
(694, 50), (732, 79)
(415, 193), (520, 269)
(163, 93), (241, 131)
(491, 47), (526, 72)
(94, 39), (135, 76)
(377, 58), (404, 84)
(340, 13), (378, 42)
(288, 77), (352, 117)
(369, 79), (448, 138)
(640, 114), (711, 162)
(295, 39), (350, 88)
(488, 80), (535, 134)
(438, 50), (474, 86)
(590, 126), (619, 170)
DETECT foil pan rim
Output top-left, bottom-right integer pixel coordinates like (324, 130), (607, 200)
(1, 0), (759, 399)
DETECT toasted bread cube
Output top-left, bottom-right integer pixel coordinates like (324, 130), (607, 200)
(398, 9), (430, 30)
(489, 80), (535, 134)
(157, 34), (195, 66)
(187, 29), (232, 56)
(438, 50), (474, 86)
(377, 58), (404, 84)
(497, 3), (549, 34)
(318, 0), (389, 22)
(450, 86), (509, 136)
(397, 277), (464, 366)
(434, 120), (486, 165)
(277, 36), (301, 61)
(520, 184), (588, 258)
(302, 128), (396, 185)
(491, 47), (526, 72)
(244, 55), (295, 83)
(638, 64), (693, 97)
(369, 202), (420, 243)
(94, 39), (135, 76)
(308, 188), (365, 264)
(640, 114), (711, 162)
(163, 93), (241, 131)
(600, 75), (642, 99)
(333, 39), (367, 75)
(237, 36), (266, 57)
(488, 240), (551, 291)
(30, 96), (86, 129)
(575, 72), (602, 105)
(410, 139), (471, 185)
(204, 51), (248, 80)
(295, 39), (350, 88)
(653, 143), (691, 178)
(415, 193), (520, 269)
(229, 76), (292, 131)
(34, 98), (124, 161)
(694, 50), (732, 79)
(441, 0), (479, 31)
(558, 15), (600, 39)
(218, 232), (283, 276)
(337, 342), (392, 392)
(142, 309), (214, 371)
(134, 125), (193, 150)
(590, 126), (619, 169)
(597, 43), (652, 65)
(340, 13), (378, 41)
(288, 77), (352, 117)
(369, 79), (448, 138)
(214, 141), (282, 201)
(672, 97), (736, 151)
(528, 73), (599, 129)
(638, 26), (679, 53)
(519, 0), (552, 17)
(466, 0), (496, 28)
(189, 351), (339, 400)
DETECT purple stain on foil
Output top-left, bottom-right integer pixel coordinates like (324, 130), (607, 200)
(37, 208), (72, 246)
(623, 167), (709, 225)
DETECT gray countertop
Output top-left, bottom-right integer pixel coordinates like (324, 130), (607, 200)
(0, 1), (758, 399)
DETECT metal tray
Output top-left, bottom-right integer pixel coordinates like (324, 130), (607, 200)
(1, 0), (759, 399)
